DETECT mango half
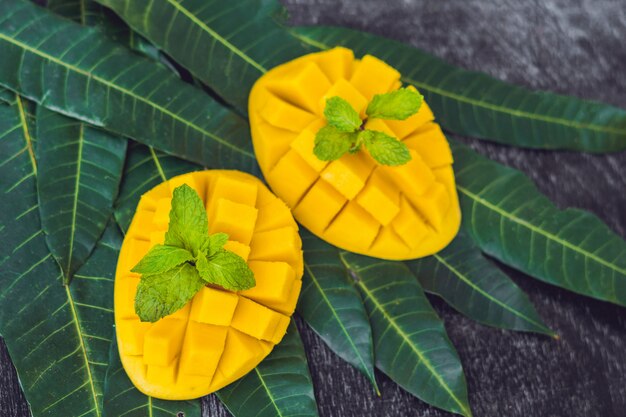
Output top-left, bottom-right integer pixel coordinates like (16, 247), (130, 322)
(115, 170), (303, 400)
(249, 47), (461, 260)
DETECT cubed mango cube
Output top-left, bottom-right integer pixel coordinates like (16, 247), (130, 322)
(143, 318), (186, 366)
(266, 62), (332, 113)
(179, 322), (227, 378)
(190, 287), (239, 326)
(208, 198), (258, 245)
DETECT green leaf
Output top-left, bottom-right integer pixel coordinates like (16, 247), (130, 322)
(134, 263), (205, 322)
(0, 0), (258, 172)
(164, 184), (209, 255)
(36, 106), (126, 283)
(46, 0), (131, 42)
(289, 26), (626, 153)
(197, 250), (255, 291)
(324, 96), (362, 132)
(207, 233), (228, 256)
(114, 143), (202, 233)
(131, 244), (194, 276)
(0, 86), (12, 104)
(298, 230), (378, 392)
(217, 321), (319, 417)
(45, 0), (182, 77)
(451, 139), (626, 307)
(341, 252), (472, 417)
(0, 96), (121, 416)
(407, 231), (554, 336)
(104, 335), (201, 417)
(313, 125), (356, 161)
(95, 0), (313, 112)
(362, 130), (411, 166)
(366, 88), (423, 120)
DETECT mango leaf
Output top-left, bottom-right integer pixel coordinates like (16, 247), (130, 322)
(288, 26), (626, 153)
(36, 106), (127, 283)
(0, 0), (258, 173)
(407, 231), (554, 336)
(0, 86), (12, 104)
(341, 252), (471, 417)
(45, 0), (130, 41)
(103, 336), (201, 417)
(298, 230), (378, 392)
(217, 321), (319, 417)
(115, 142), (203, 232)
(0, 96), (120, 416)
(451, 139), (626, 306)
(45, 0), (181, 76)
(95, 0), (313, 112)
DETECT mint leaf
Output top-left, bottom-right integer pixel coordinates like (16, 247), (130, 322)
(197, 249), (255, 291)
(363, 130), (412, 166)
(134, 263), (204, 322)
(314, 125), (357, 161)
(366, 88), (423, 120)
(164, 184), (208, 256)
(131, 244), (194, 276)
(324, 96), (362, 132)
(207, 232), (229, 256)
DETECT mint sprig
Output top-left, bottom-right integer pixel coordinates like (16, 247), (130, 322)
(314, 87), (421, 166)
(366, 88), (423, 120)
(133, 184), (255, 322)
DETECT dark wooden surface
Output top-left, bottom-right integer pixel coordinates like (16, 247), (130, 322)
(2, 1), (625, 416)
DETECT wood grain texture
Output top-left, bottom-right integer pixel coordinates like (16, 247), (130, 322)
(2, 0), (625, 416)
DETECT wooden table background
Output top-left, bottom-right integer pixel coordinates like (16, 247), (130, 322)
(1, 0), (625, 416)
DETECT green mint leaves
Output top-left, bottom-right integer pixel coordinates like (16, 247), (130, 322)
(133, 184), (255, 322)
(324, 96), (362, 132)
(314, 125), (355, 161)
(314, 87), (423, 166)
(360, 130), (412, 166)
(366, 88), (423, 120)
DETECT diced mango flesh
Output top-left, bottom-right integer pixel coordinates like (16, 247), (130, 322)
(266, 62), (332, 113)
(320, 152), (373, 200)
(209, 198), (258, 245)
(189, 287), (239, 326)
(249, 47), (461, 260)
(115, 170), (303, 400)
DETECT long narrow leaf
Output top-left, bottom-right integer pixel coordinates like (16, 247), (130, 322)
(341, 252), (472, 417)
(36, 106), (127, 283)
(407, 231), (554, 336)
(46, 0), (130, 41)
(217, 321), (319, 417)
(288, 26), (626, 153)
(298, 230), (378, 392)
(45, 0), (181, 76)
(0, 0), (258, 173)
(0, 97), (118, 417)
(103, 336), (201, 417)
(95, 0), (312, 112)
(451, 139), (626, 306)
(114, 143), (202, 232)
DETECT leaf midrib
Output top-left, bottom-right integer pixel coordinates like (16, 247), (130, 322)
(0, 33), (255, 158)
(291, 32), (626, 136)
(303, 261), (378, 392)
(456, 184), (626, 276)
(162, 0), (267, 73)
(66, 123), (85, 280)
(15, 96), (36, 173)
(432, 252), (552, 334)
(254, 367), (283, 417)
(65, 285), (101, 417)
(341, 254), (470, 417)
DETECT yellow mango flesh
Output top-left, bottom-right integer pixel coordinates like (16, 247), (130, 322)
(249, 47), (461, 259)
(114, 170), (303, 400)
